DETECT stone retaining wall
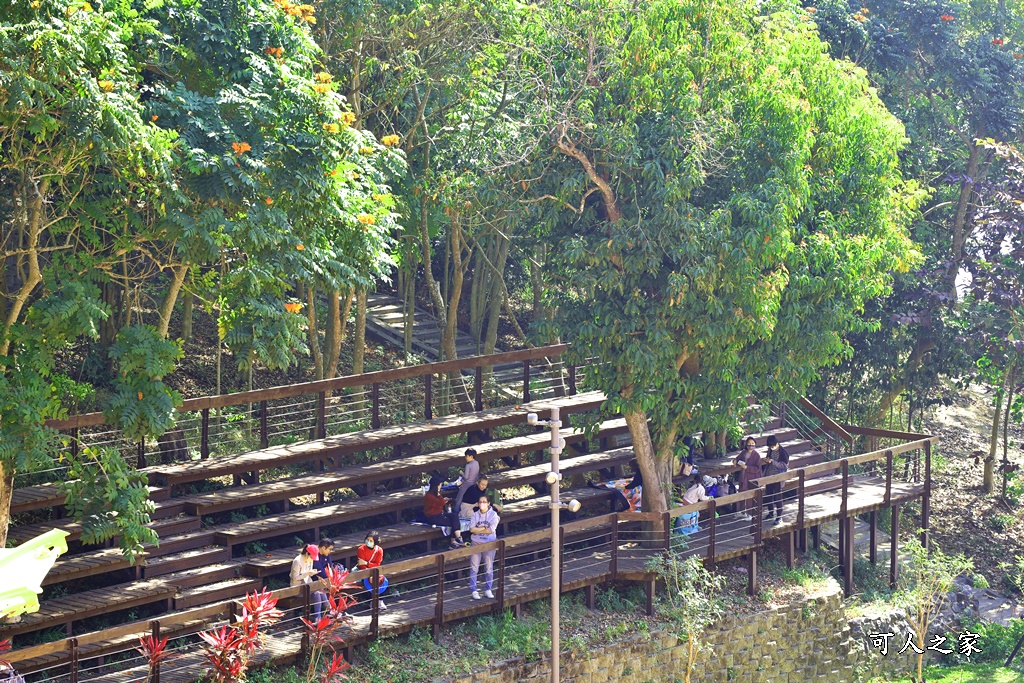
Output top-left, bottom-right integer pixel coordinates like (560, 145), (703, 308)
(443, 580), (919, 683)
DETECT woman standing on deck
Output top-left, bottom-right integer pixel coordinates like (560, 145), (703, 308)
(735, 436), (760, 521)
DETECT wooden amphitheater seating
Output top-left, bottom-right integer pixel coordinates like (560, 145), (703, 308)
(175, 417), (629, 517)
(146, 391), (607, 487)
(211, 448), (632, 553)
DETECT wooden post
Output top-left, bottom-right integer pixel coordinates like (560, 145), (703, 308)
(568, 363), (577, 395)
(496, 540), (506, 612)
(300, 583), (311, 659)
(433, 554), (445, 642)
(424, 373), (433, 420)
(475, 365), (483, 412)
(747, 550), (758, 596)
(610, 513), (619, 580)
(708, 499), (717, 567)
(662, 511), (671, 552)
(69, 637), (79, 683)
(812, 525), (820, 550)
(843, 516), (854, 598)
(785, 531), (795, 569)
(840, 459), (849, 518)
(150, 620), (162, 683)
(370, 568), (380, 638)
(890, 504), (900, 588)
(884, 450), (893, 505)
(838, 513), (846, 566)
(921, 441), (931, 550)
(316, 391), (327, 439)
(371, 383), (381, 429)
(869, 510), (877, 565)
(259, 400), (268, 449)
(201, 408), (210, 459)
(137, 439), (146, 469)
(70, 427), (79, 460)
(522, 360), (531, 403)
(753, 489), (763, 546)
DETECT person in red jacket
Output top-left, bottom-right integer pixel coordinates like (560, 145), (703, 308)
(356, 530), (389, 609)
(422, 477), (466, 549)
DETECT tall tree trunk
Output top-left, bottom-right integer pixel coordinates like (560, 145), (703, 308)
(180, 293), (194, 343)
(2, 184), (46, 356)
(156, 265), (188, 339)
(948, 142), (982, 298)
(624, 406), (669, 514)
(325, 288), (354, 380)
(986, 368), (1013, 493)
(353, 287), (367, 375)
(307, 285), (324, 381)
(530, 245), (544, 327)
(870, 338), (937, 426)
(482, 234), (509, 356)
(0, 462), (13, 548)
(1002, 360), (1018, 499)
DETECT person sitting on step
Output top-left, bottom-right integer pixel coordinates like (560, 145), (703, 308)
(356, 530), (389, 610)
(423, 476), (467, 549)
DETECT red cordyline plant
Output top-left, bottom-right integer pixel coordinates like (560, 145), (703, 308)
(198, 588), (282, 682)
(135, 634), (171, 683)
(301, 566), (359, 683)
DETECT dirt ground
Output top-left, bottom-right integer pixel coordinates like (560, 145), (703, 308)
(925, 383), (1024, 588)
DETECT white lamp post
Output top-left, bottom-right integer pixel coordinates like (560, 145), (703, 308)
(527, 407), (581, 683)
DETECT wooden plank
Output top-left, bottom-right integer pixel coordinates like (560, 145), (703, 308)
(149, 391), (606, 486)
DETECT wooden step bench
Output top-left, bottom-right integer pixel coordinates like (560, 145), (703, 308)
(7, 512), (201, 546)
(10, 484), (169, 516)
(177, 418), (629, 517)
(0, 580), (176, 639)
(147, 391), (607, 487)
(143, 546), (234, 579)
(210, 449), (631, 553)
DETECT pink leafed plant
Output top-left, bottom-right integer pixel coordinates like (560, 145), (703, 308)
(135, 634), (171, 683)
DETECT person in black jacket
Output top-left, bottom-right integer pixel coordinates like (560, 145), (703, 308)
(763, 435), (790, 522)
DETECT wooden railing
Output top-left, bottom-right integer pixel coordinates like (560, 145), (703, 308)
(7, 432), (935, 682)
(40, 345), (576, 472)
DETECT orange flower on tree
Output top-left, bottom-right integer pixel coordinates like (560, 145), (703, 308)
(265, 46), (284, 58)
(806, 6), (816, 13)
(940, 14), (954, 21)
(341, 112), (357, 125)
(359, 146), (374, 154)
(356, 213), (375, 225)
(322, 123), (341, 134)
(993, 38), (1005, 45)
(296, 243), (305, 251)
(137, 392), (144, 400)
(284, 302), (303, 314)
(98, 79), (114, 92)
(381, 134), (400, 147)
(232, 141), (252, 155)
(265, 197), (274, 205)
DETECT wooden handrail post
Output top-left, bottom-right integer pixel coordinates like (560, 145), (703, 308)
(884, 450), (893, 505)
(70, 427), (79, 460)
(522, 360), (531, 403)
(840, 460), (849, 518)
(754, 489), (763, 546)
(424, 374), (433, 420)
(137, 439), (146, 469)
(662, 511), (671, 552)
(150, 620), (162, 683)
(496, 540), (506, 612)
(370, 568), (380, 638)
(69, 637), (80, 683)
(259, 400), (268, 449)
(300, 583), (311, 659)
(568, 364), (577, 395)
(797, 471), (805, 530)
(921, 442), (932, 550)
(474, 365), (484, 412)
(433, 554), (445, 642)
(316, 391), (327, 439)
(371, 383), (381, 429)
(610, 513), (619, 580)
(707, 499), (717, 565)
(200, 408), (210, 459)
(890, 503), (900, 588)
